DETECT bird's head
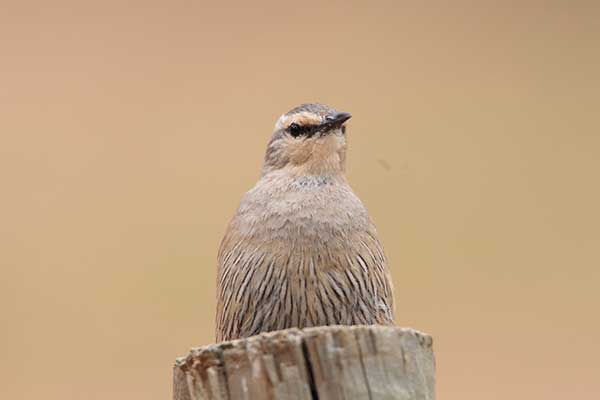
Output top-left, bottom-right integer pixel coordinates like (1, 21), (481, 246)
(261, 103), (352, 177)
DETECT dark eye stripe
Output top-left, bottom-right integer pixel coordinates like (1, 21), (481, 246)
(288, 123), (318, 138)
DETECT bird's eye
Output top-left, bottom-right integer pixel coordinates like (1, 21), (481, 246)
(288, 123), (302, 138)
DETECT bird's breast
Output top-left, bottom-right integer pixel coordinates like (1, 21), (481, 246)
(232, 175), (370, 249)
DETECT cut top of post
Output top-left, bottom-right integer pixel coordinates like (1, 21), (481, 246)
(174, 325), (435, 400)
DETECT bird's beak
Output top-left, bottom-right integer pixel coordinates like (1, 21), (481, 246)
(329, 112), (352, 126)
(321, 111), (352, 131)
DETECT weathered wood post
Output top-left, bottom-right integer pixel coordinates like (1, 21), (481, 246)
(174, 325), (435, 400)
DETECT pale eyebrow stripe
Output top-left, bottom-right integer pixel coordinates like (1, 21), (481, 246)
(285, 112), (322, 128)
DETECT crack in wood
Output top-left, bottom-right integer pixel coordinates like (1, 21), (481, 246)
(173, 325), (434, 400)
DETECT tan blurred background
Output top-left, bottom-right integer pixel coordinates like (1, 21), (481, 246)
(2, 1), (599, 399)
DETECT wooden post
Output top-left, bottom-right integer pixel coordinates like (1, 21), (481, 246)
(174, 325), (435, 400)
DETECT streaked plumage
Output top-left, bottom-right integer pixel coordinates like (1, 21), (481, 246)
(216, 103), (394, 342)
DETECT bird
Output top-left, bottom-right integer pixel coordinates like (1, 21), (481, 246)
(215, 103), (394, 342)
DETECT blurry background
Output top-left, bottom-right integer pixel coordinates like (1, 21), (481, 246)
(2, 1), (599, 399)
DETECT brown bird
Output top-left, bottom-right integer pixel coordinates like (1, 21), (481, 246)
(216, 103), (394, 342)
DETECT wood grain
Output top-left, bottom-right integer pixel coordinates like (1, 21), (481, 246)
(174, 325), (434, 400)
